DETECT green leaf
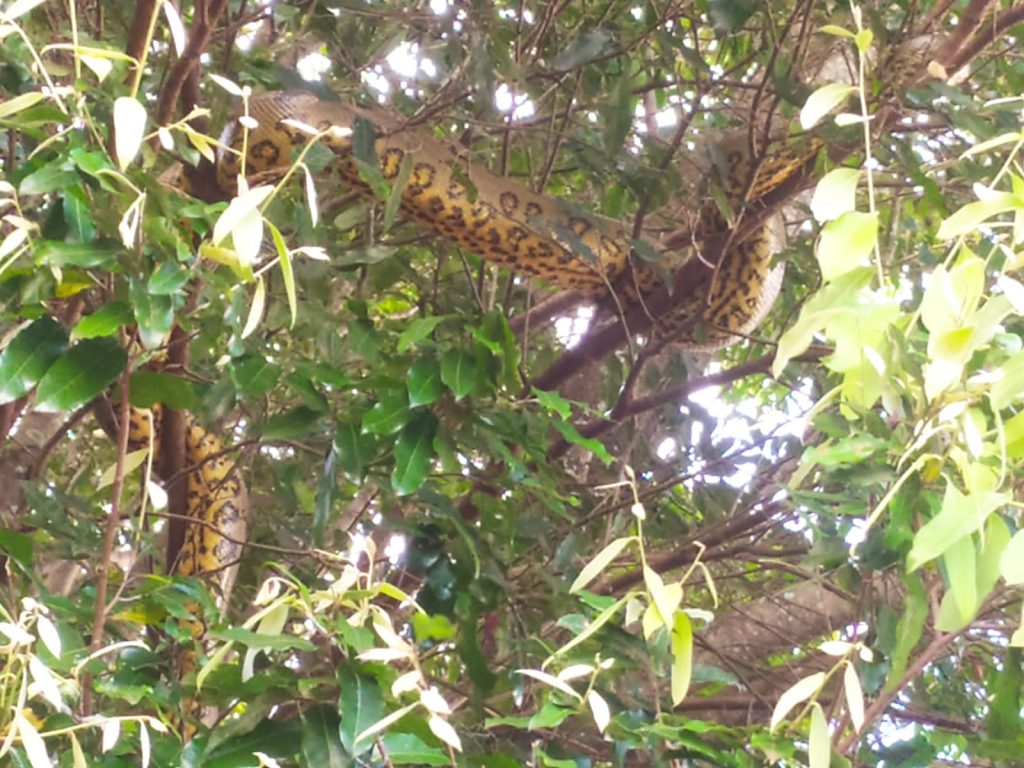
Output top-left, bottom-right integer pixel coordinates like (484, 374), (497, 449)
(391, 412), (436, 496)
(397, 317), (445, 353)
(72, 302), (132, 339)
(671, 610), (693, 706)
(552, 28), (613, 71)
(363, 390), (410, 435)
(209, 627), (315, 651)
(129, 371), (194, 410)
(63, 193), (96, 243)
(300, 706), (349, 767)
(338, 668), (383, 757)
(817, 211), (877, 281)
(147, 261), (189, 294)
(800, 83), (856, 130)
(907, 483), (1008, 571)
(1000, 530), (1024, 585)
(986, 648), (1022, 740)
(810, 168), (860, 223)
(887, 573), (927, 690)
(440, 349), (477, 400)
(944, 533), (978, 627)
(0, 318), (68, 403)
(379, 733), (448, 765)
(602, 65), (634, 155)
(937, 192), (1023, 239)
(383, 151), (414, 232)
(334, 421), (369, 480)
(808, 703), (830, 768)
(990, 351), (1024, 410)
(34, 337), (127, 412)
(129, 278), (174, 350)
(34, 239), (120, 268)
(551, 419), (613, 465)
(231, 354), (281, 398)
(570, 536), (633, 593)
(259, 406), (322, 440)
(407, 356), (443, 407)
(533, 387), (573, 420)
(18, 157), (76, 195)
(0, 529), (33, 568)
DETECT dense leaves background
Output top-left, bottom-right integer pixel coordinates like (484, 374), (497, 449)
(2, 0), (1024, 766)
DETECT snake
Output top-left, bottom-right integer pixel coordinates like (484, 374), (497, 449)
(214, 92), (820, 347)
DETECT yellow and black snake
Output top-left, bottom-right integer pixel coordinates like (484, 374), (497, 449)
(216, 92), (819, 347)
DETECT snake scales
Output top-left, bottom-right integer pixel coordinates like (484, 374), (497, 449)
(141, 91), (816, 727)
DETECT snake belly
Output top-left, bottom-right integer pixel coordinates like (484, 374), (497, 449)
(215, 92), (818, 348)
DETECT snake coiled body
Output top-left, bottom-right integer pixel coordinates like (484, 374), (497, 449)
(218, 92), (819, 347)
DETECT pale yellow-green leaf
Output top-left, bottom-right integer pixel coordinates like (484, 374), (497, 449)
(231, 208), (264, 266)
(2, 0), (48, 21)
(356, 647), (407, 662)
(550, 595), (629, 661)
(197, 640), (234, 691)
(818, 640), (852, 656)
(28, 655), (65, 711)
(97, 448), (149, 490)
(808, 702), (831, 768)
(242, 598), (289, 681)
(101, 718), (121, 752)
(268, 222), (297, 328)
(854, 28), (873, 53)
(1001, 530), (1024, 584)
(557, 664), (594, 682)
(140, 724), (151, 768)
(937, 192), (1023, 239)
(146, 480), (167, 510)
(70, 732), (87, 768)
(819, 24), (854, 38)
(641, 602), (662, 640)
(645, 567), (682, 630)
(817, 211), (877, 281)
(212, 184), (275, 247)
(183, 125), (216, 163)
(588, 690), (611, 732)
(0, 91), (45, 119)
(162, 0), (186, 56)
(391, 670), (421, 696)
(936, 584), (972, 632)
(81, 55), (112, 82)
(209, 73), (244, 96)
(800, 83), (856, 130)
(997, 274), (1024, 315)
(14, 711), (51, 768)
(355, 703), (418, 744)
(302, 164), (319, 227)
(113, 97), (147, 171)
(428, 714), (462, 752)
(517, 668), (581, 700)
(156, 127), (174, 150)
(961, 132), (1024, 159)
(570, 536), (632, 593)
(834, 112), (872, 127)
(670, 610), (693, 706)
(907, 483), (1007, 571)
(843, 662), (865, 732)
(419, 686), (451, 714)
(770, 672), (825, 732)
(35, 615), (61, 658)
(0, 225), (28, 259)
(241, 276), (265, 340)
(810, 168), (861, 223)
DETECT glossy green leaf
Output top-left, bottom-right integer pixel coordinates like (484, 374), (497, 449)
(300, 707), (348, 767)
(338, 668), (383, 756)
(817, 211), (877, 281)
(129, 371), (194, 410)
(407, 356), (443, 407)
(397, 316), (445, 352)
(147, 261), (189, 294)
(379, 733), (448, 765)
(671, 610), (693, 706)
(34, 239), (120, 268)
(440, 349), (477, 400)
(72, 302), (132, 339)
(0, 318), (68, 403)
(552, 28), (612, 71)
(231, 354), (281, 398)
(259, 406), (322, 440)
(391, 411), (436, 496)
(18, 157), (76, 195)
(363, 390), (410, 435)
(34, 337), (127, 412)
(129, 278), (174, 350)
